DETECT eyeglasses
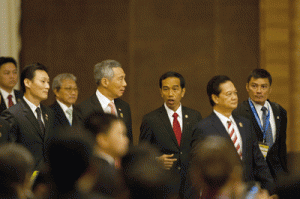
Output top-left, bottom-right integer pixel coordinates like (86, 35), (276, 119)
(60, 87), (78, 92)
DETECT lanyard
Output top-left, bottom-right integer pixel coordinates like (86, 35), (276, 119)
(248, 98), (270, 142)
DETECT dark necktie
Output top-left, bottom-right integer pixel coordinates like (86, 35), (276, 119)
(261, 106), (273, 147)
(173, 113), (182, 146)
(7, 95), (14, 107)
(36, 107), (45, 135)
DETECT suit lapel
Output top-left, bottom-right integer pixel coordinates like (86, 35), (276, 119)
(181, 107), (192, 147)
(233, 116), (247, 158)
(91, 94), (104, 112)
(41, 104), (50, 139)
(270, 102), (280, 141)
(0, 92), (7, 111)
(21, 100), (44, 139)
(114, 99), (124, 119)
(210, 112), (230, 138)
(159, 106), (179, 148)
(54, 101), (70, 126)
(245, 101), (264, 141)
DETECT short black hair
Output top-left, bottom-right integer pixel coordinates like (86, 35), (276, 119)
(159, 71), (185, 89)
(0, 57), (17, 69)
(207, 75), (231, 106)
(84, 112), (121, 137)
(20, 63), (48, 93)
(247, 69), (272, 86)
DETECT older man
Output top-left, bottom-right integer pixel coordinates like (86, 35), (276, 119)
(78, 60), (132, 142)
(50, 73), (81, 130)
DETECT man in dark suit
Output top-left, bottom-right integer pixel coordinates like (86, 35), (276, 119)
(1, 63), (54, 170)
(140, 71), (202, 198)
(192, 75), (275, 194)
(78, 60), (132, 142)
(49, 73), (82, 131)
(0, 57), (22, 113)
(233, 69), (287, 180)
(84, 112), (129, 198)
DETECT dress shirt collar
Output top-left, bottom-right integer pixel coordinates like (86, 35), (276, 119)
(164, 103), (182, 119)
(23, 96), (41, 112)
(0, 87), (15, 100)
(250, 98), (270, 114)
(94, 149), (115, 166)
(56, 99), (73, 112)
(213, 109), (236, 129)
(96, 90), (115, 110)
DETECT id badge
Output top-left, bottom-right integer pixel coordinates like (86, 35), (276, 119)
(258, 142), (269, 159)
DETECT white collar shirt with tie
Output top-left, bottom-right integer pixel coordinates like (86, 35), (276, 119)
(250, 99), (276, 142)
(214, 110), (243, 154)
(96, 90), (117, 116)
(164, 103), (183, 131)
(56, 100), (73, 125)
(23, 96), (44, 124)
(0, 87), (16, 108)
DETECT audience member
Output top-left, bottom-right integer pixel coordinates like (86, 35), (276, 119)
(1, 63), (54, 170)
(0, 57), (22, 113)
(78, 59), (132, 142)
(0, 143), (34, 199)
(140, 71), (202, 198)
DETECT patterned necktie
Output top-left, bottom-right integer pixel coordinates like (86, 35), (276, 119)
(108, 102), (117, 116)
(228, 121), (242, 158)
(66, 108), (73, 125)
(261, 106), (273, 147)
(173, 113), (182, 146)
(36, 107), (45, 135)
(7, 95), (14, 107)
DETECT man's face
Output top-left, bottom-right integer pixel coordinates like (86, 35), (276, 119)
(54, 79), (78, 107)
(26, 70), (50, 102)
(160, 77), (185, 111)
(246, 77), (271, 106)
(100, 120), (129, 158)
(106, 67), (127, 100)
(213, 81), (238, 111)
(0, 62), (18, 92)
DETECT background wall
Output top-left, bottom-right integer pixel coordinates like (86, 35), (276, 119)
(20, 0), (259, 144)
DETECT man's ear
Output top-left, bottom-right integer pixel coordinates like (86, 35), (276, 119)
(24, 78), (31, 89)
(53, 89), (59, 97)
(246, 83), (249, 92)
(181, 88), (186, 97)
(101, 78), (109, 88)
(212, 94), (219, 105)
(96, 133), (107, 147)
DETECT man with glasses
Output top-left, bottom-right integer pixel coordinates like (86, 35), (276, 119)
(50, 73), (82, 130)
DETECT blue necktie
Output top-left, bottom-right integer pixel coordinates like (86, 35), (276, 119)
(261, 106), (273, 147)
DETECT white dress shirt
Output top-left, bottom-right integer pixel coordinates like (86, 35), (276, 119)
(23, 96), (44, 124)
(96, 90), (116, 115)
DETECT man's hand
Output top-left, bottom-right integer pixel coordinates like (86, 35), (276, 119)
(157, 154), (177, 170)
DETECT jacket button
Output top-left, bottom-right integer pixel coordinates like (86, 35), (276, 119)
(178, 167), (181, 170)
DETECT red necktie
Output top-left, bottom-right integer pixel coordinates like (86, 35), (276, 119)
(228, 121), (242, 158)
(173, 113), (182, 146)
(7, 95), (14, 108)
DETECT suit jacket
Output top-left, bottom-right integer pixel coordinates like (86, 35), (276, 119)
(192, 112), (274, 193)
(139, 105), (202, 197)
(0, 90), (22, 114)
(77, 93), (133, 142)
(49, 101), (83, 132)
(233, 100), (288, 179)
(0, 118), (10, 144)
(1, 98), (55, 170)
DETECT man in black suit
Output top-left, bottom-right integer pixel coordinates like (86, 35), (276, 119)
(0, 57), (22, 113)
(49, 73), (82, 131)
(192, 75), (275, 194)
(233, 69), (287, 181)
(78, 60), (132, 142)
(84, 112), (129, 198)
(140, 71), (202, 198)
(1, 63), (54, 170)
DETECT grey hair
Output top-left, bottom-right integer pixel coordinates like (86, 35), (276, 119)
(52, 73), (77, 91)
(94, 60), (122, 85)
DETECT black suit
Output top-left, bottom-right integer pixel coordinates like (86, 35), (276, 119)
(233, 100), (288, 179)
(192, 112), (274, 193)
(0, 90), (22, 114)
(78, 93), (132, 141)
(0, 118), (10, 144)
(1, 98), (55, 170)
(140, 105), (202, 198)
(49, 101), (83, 132)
